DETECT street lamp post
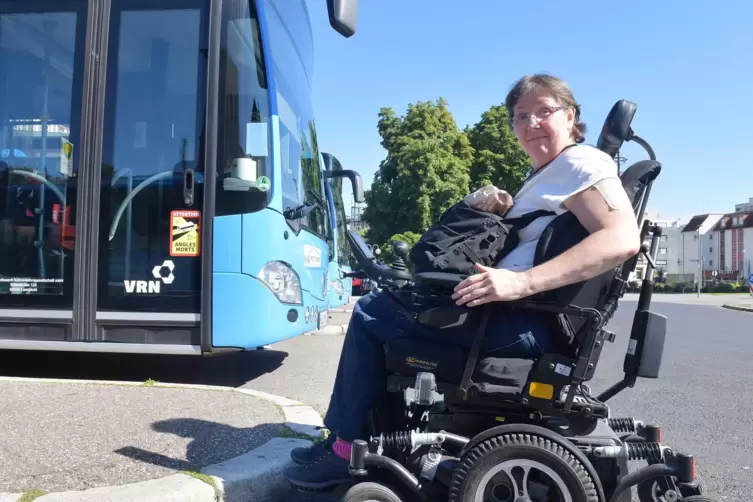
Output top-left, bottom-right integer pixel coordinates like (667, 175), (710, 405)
(697, 229), (702, 298)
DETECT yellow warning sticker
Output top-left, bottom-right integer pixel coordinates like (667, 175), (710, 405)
(170, 210), (201, 257)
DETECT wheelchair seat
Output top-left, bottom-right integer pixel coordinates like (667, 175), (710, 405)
(385, 336), (534, 395)
(380, 99), (663, 420)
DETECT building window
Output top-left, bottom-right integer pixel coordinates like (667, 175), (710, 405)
(659, 248), (667, 255)
(709, 260), (713, 267)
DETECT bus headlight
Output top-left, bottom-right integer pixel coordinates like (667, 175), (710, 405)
(331, 279), (345, 295)
(258, 261), (302, 304)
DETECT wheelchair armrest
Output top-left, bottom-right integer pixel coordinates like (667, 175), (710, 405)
(506, 299), (604, 323)
(414, 272), (603, 323)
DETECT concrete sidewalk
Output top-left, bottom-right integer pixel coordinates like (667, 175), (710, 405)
(721, 302), (753, 312)
(621, 291), (753, 313)
(0, 378), (325, 502)
(623, 292), (753, 310)
(0, 299), (358, 502)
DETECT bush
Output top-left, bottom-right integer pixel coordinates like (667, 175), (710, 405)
(673, 282), (690, 293)
(709, 282), (735, 293)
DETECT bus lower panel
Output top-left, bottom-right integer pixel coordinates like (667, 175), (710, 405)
(213, 272), (325, 349)
(0, 323), (70, 342)
(96, 325), (200, 346)
(0, 322), (198, 348)
(0, 340), (206, 355)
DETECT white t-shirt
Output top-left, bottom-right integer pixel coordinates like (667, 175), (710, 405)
(495, 144), (619, 272)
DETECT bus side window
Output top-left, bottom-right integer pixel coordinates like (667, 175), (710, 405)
(215, 0), (272, 217)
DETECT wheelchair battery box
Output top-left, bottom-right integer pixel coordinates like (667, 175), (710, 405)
(624, 309), (666, 379)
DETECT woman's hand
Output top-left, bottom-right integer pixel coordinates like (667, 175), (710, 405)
(479, 189), (514, 215)
(452, 264), (533, 307)
(465, 185), (514, 215)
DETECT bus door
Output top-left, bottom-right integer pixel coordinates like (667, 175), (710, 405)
(0, 0), (87, 345)
(95, 0), (208, 347)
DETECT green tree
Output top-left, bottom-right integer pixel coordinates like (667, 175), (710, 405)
(363, 98), (473, 245)
(466, 104), (531, 194)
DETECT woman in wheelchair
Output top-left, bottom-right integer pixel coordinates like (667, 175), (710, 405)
(284, 73), (642, 491)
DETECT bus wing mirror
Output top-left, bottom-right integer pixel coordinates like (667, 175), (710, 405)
(327, 0), (357, 37)
(324, 169), (364, 203)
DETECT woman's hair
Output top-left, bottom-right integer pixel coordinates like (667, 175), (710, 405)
(505, 73), (587, 143)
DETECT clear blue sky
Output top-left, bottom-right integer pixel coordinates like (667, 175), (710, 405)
(307, 0), (753, 221)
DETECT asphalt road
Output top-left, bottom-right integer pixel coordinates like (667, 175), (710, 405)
(0, 299), (750, 501)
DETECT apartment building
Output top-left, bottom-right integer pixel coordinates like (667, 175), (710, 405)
(678, 213), (725, 284)
(710, 211), (753, 281)
(734, 197), (753, 213)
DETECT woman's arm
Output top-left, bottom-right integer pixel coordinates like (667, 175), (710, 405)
(522, 177), (641, 296)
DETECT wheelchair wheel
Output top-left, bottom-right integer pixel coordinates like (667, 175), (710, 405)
(340, 481), (402, 502)
(637, 478), (707, 502)
(448, 433), (599, 502)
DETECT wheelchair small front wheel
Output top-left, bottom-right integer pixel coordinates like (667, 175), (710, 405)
(448, 433), (599, 502)
(637, 478), (708, 502)
(340, 481), (402, 502)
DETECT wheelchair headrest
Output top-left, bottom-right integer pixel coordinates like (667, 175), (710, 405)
(596, 100), (637, 159)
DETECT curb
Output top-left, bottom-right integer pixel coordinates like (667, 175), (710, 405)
(0, 377), (325, 502)
(722, 303), (753, 313)
(307, 324), (347, 336)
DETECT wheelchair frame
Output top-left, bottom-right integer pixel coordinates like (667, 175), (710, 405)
(341, 100), (717, 502)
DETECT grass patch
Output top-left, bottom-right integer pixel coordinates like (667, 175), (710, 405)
(142, 378), (157, 387)
(276, 425), (317, 441)
(183, 471), (221, 501)
(19, 490), (47, 502)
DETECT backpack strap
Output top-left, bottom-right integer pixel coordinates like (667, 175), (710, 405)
(458, 306), (491, 399)
(503, 209), (556, 227)
(452, 210), (554, 272)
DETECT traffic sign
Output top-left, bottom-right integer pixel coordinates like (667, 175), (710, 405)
(748, 273), (753, 284)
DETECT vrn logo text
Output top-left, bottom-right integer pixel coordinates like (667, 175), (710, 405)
(124, 280), (162, 294)
(124, 260), (176, 294)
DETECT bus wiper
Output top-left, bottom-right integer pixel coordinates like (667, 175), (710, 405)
(284, 190), (325, 221)
(284, 202), (317, 220)
(306, 188), (325, 209)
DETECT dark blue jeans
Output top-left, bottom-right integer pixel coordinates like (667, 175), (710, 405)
(323, 289), (557, 442)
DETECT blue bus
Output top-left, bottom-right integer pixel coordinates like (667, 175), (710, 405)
(0, 0), (360, 354)
(322, 152), (356, 308)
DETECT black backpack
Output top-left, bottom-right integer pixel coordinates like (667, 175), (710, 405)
(408, 200), (554, 277)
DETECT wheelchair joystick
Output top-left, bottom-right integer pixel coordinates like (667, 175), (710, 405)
(390, 240), (410, 271)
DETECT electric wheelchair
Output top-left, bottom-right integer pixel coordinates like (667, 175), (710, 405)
(340, 100), (720, 502)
